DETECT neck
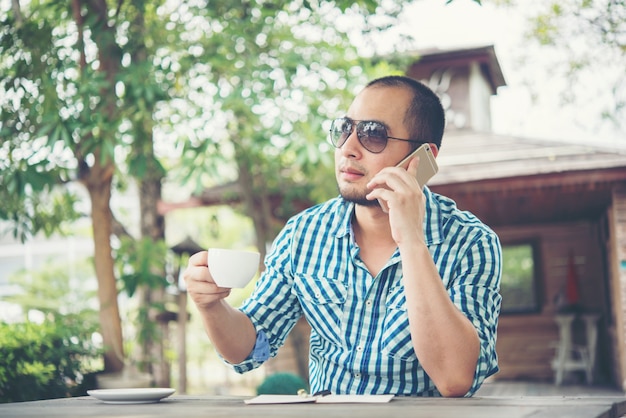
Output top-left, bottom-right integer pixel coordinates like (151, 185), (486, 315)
(353, 205), (393, 242)
(352, 205), (397, 276)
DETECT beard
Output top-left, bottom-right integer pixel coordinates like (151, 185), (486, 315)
(338, 185), (380, 208)
(335, 159), (380, 208)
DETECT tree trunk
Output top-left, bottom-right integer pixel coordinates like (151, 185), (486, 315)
(87, 163), (124, 373)
(236, 155), (272, 262)
(84, 0), (125, 374)
(124, 0), (169, 387)
(139, 163), (169, 387)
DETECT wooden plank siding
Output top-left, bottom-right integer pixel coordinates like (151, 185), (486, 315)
(494, 315), (559, 381)
(608, 188), (626, 389)
(493, 221), (611, 383)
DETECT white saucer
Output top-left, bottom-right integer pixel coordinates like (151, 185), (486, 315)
(87, 388), (175, 404)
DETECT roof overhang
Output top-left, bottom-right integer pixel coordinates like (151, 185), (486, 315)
(429, 131), (626, 226)
(407, 45), (506, 94)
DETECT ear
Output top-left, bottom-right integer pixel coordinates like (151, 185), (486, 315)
(429, 143), (440, 158)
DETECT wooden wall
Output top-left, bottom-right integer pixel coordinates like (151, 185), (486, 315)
(607, 188), (626, 389)
(493, 220), (611, 383)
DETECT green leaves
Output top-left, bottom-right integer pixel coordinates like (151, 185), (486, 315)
(6, 256), (98, 316)
(0, 0), (122, 240)
(0, 320), (101, 403)
(516, 0), (626, 128)
(115, 237), (170, 297)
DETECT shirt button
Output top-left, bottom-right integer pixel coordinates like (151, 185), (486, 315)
(366, 300), (372, 306)
(357, 346), (363, 352)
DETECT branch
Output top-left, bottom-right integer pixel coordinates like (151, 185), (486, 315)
(111, 215), (133, 240)
(11, 0), (23, 27)
(70, 0), (87, 70)
(115, 0), (124, 18)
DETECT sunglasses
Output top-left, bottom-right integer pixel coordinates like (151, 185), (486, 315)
(329, 117), (426, 154)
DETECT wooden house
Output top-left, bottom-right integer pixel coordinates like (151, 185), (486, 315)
(408, 45), (626, 387)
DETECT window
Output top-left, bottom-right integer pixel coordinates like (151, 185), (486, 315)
(500, 242), (540, 314)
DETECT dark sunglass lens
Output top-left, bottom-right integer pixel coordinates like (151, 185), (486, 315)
(330, 118), (352, 147)
(357, 121), (388, 153)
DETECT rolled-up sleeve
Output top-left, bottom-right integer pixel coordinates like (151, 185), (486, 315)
(448, 229), (502, 396)
(228, 220), (303, 373)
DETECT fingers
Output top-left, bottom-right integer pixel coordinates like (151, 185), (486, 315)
(188, 250), (208, 267)
(366, 157), (425, 217)
(367, 159), (420, 200)
(184, 250), (231, 308)
(184, 250), (211, 288)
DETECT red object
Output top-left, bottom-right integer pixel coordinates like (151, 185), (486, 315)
(566, 253), (580, 305)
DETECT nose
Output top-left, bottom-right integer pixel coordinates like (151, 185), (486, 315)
(339, 125), (363, 158)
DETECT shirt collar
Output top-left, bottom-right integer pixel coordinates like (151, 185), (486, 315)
(332, 186), (445, 245)
(334, 199), (354, 239)
(423, 186), (444, 245)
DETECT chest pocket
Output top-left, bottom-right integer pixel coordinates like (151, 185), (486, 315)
(381, 284), (417, 362)
(293, 275), (347, 347)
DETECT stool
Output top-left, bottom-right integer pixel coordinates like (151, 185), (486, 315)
(552, 313), (600, 385)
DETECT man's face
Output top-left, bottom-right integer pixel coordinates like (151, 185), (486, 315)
(335, 86), (414, 206)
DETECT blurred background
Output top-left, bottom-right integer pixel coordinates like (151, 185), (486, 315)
(1, 0), (624, 403)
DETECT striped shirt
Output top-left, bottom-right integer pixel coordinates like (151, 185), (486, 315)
(234, 186), (502, 397)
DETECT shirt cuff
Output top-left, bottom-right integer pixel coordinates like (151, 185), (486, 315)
(252, 330), (270, 362)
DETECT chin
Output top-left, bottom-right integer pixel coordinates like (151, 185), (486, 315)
(339, 191), (379, 208)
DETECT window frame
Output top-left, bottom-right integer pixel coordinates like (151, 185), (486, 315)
(499, 239), (543, 315)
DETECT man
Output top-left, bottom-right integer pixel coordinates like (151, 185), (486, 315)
(184, 75), (502, 397)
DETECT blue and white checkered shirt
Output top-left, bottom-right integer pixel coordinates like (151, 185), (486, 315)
(233, 187), (502, 397)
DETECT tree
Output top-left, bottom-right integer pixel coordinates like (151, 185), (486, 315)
(491, 0), (625, 134)
(166, 0), (402, 253)
(1, 257), (101, 402)
(1, 0), (125, 374)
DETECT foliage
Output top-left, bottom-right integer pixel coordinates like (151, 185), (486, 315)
(0, 0), (130, 372)
(5, 256), (98, 317)
(500, 243), (537, 313)
(115, 236), (170, 298)
(0, 319), (101, 403)
(0, 0), (478, 377)
(165, 1), (390, 240)
(492, 0), (625, 131)
(0, 163), (82, 243)
(0, 252), (102, 403)
(256, 372), (309, 395)
(114, 236), (171, 368)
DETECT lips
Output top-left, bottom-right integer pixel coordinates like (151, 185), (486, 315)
(339, 165), (365, 181)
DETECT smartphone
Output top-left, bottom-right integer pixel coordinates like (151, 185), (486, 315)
(396, 143), (438, 188)
(377, 143), (438, 213)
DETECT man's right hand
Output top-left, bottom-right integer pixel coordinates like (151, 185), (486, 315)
(183, 251), (232, 310)
(182, 250), (258, 364)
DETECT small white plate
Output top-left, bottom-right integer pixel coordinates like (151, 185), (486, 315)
(87, 388), (175, 404)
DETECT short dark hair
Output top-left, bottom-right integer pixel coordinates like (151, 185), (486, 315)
(366, 75), (445, 150)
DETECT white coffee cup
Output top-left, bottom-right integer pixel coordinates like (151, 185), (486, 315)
(207, 248), (260, 288)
